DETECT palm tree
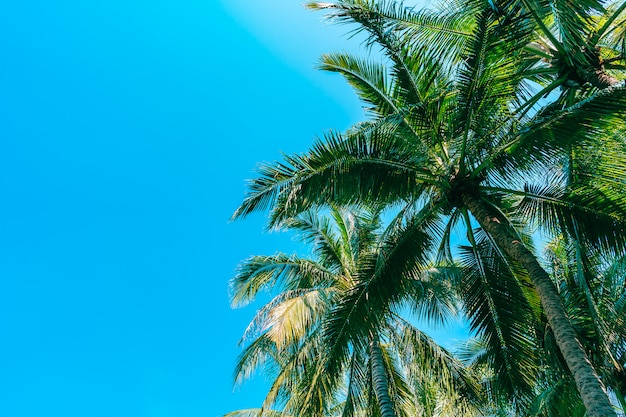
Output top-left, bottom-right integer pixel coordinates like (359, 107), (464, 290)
(527, 237), (626, 416)
(511, 89), (626, 415)
(457, 237), (626, 417)
(229, 208), (482, 417)
(232, 0), (626, 415)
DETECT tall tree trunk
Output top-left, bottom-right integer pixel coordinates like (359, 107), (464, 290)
(370, 338), (397, 417)
(461, 193), (616, 417)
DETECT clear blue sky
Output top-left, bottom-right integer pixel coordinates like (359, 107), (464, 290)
(0, 1), (458, 417)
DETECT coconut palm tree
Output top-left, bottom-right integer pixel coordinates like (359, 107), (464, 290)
(512, 95), (626, 415)
(525, 237), (626, 416)
(229, 208), (482, 417)
(232, 0), (626, 415)
(457, 237), (626, 417)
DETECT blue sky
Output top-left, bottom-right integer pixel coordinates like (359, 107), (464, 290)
(0, 1), (460, 416)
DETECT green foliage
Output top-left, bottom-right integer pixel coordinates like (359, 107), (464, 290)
(231, 0), (626, 415)
(230, 208), (481, 416)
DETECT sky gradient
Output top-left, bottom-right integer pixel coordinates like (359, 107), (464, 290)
(0, 1), (362, 416)
(0, 1), (459, 416)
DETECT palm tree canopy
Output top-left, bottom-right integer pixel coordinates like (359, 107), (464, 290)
(230, 207), (482, 417)
(232, 0), (626, 415)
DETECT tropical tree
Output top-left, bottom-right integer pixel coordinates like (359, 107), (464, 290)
(232, 0), (626, 415)
(229, 208), (482, 417)
(513, 86), (626, 415)
(456, 237), (626, 417)
(525, 237), (626, 417)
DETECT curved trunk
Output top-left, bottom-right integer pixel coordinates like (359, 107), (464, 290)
(370, 338), (397, 417)
(461, 193), (616, 417)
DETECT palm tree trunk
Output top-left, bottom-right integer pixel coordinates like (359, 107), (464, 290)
(581, 67), (621, 89)
(370, 338), (397, 417)
(461, 193), (616, 417)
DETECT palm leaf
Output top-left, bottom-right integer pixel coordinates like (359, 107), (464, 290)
(223, 409), (290, 417)
(233, 128), (438, 224)
(231, 254), (335, 307)
(319, 53), (397, 117)
(458, 219), (539, 403)
(492, 84), (626, 173)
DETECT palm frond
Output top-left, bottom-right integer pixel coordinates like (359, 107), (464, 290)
(515, 180), (626, 253)
(319, 53), (397, 117)
(321, 213), (434, 377)
(340, 349), (370, 417)
(233, 128), (438, 225)
(233, 334), (277, 386)
(389, 315), (484, 406)
(493, 84), (626, 173)
(223, 409), (290, 417)
(307, 0), (429, 106)
(529, 377), (586, 417)
(455, 5), (531, 150)
(230, 254), (335, 307)
(458, 218), (539, 403)
(279, 211), (345, 273)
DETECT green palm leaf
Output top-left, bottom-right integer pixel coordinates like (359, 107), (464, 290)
(231, 254), (335, 307)
(319, 53), (397, 117)
(458, 222), (539, 403)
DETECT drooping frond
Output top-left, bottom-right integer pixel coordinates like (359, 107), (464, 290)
(255, 324), (339, 415)
(233, 333), (278, 386)
(388, 315), (484, 407)
(340, 348), (370, 417)
(247, 289), (330, 350)
(319, 53), (397, 117)
(321, 215), (433, 377)
(529, 377), (586, 417)
(515, 179), (626, 253)
(230, 254), (335, 307)
(233, 128), (439, 225)
(223, 409), (291, 417)
(458, 218), (539, 404)
(400, 264), (459, 327)
(492, 84), (626, 173)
